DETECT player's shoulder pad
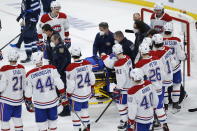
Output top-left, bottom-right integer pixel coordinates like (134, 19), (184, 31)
(41, 14), (52, 23)
(128, 80), (152, 95)
(114, 55), (130, 67)
(58, 12), (67, 19)
(66, 60), (91, 71)
(0, 64), (25, 72)
(164, 37), (181, 42)
(161, 13), (172, 21)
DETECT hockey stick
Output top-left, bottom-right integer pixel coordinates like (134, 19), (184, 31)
(125, 29), (134, 33)
(183, 32), (186, 91)
(0, 33), (21, 50)
(188, 108), (197, 112)
(92, 99), (113, 124)
(73, 110), (88, 129)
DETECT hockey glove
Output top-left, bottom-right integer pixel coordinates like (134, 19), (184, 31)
(64, 37), (71, 48)
(59, 93), (69, 106)
(112, 88), (121, 100)
(127, 119), (135, 131)
(91, 86), (95, 98)
(37, 41), (45, 51)
(24, 97), (34, 112)
(0, 51), (3, 60)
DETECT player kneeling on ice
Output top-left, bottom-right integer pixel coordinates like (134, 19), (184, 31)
(66, 47), (96, 131)
(24, 52), (68, 131)
(0, 50), (26, 131)
(163, 22), (187, 111)
(127, 68), (159, 131)
(112, 44), (133, 131)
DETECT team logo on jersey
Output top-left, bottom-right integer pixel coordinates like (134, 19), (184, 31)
(52, 25), (62, 32)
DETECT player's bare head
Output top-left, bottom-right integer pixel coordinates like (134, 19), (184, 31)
(99, 22), (109, 35)
(154, 3), (164, 17)
(152, 34), (164, 48)
(42, 24), (54, 36)
(133, 13), (141, 21)
(112, 44), (123, 59)
(8, 50), (19, 64)
(70, 46), (82, 59)
(164, 22), (173, 35)
(51, 34), (62, 45)
(32, 52), (43, 67)
(130, 68), (144, 83)
(51, 1), (61, 13)
(114, 31), (124, 42)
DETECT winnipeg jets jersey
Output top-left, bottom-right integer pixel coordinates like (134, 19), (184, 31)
(127, 80), (159, 124)
(114, 55), (133, 94)
(150, 46), (175, 87)
(38, 12), (69, 41)
(135, 56), (164, 94)
(25, 65), (64, 109)
(163, 37), (186, 73)
(150, 13), (172, 33)
(0, 64), (26, 106)
(66, 60), (96, 102)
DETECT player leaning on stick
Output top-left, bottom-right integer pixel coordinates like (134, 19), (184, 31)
(66, 46), (96, 131)
(25, 52), (68, 131)
(0, 50), (26, 131)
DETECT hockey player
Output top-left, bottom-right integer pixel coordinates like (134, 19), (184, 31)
(0, 50), (26, 131)
(163, 22), (186, 111)
(127, 68), (159, 131)
(135, 38), (169, 130)
(13, 0), (41, 63)
(150, 3), (172, 33)
(38, 1), (71, 48)
(25, 52), (68, 131)
(66, 46), (95, 131)
(112, 44), (133, 130)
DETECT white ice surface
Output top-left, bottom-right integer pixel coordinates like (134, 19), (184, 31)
(0, 0), (197, 130)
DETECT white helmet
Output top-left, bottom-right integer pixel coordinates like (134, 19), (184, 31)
(154, 3), (164, 11)
(112, 44), (123, 55)
(152, 34), (163, 44)
(8, 50), (19, 61)
(32, 52), (43, 64)
(139, 42), (150, 55)
(70, 46), (81, 57)
(51, 1), (61, 8)
(130, 68), (144, 81)
(164, 22), (173, 32)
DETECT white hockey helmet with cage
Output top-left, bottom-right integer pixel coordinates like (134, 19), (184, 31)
(51, 1), (61, 8)
(8, 50), (20, 61)
(32, 52), (43, 64)
(139, 40), (151, 54)
(130, 68), (144, 81)
(70, 46), (81, 57)
(154, 3), (164, 11)
(152, 34), (163, 44)
(112, 44), (123, 55)
(164, 22), (173, 32)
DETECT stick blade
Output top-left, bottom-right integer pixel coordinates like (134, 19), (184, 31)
(188, 108), (197, 112)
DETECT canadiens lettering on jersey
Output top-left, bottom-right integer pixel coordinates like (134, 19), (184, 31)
(31, 69), (51, 79)
(52, 24), (62, 32)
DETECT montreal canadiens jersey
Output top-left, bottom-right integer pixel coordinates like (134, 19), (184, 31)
(114, 55), (133, 94)
(127, 80), (159, 124)
(150, 46), (175, 86)
(66, 60), (96, 102)
(163, 37), (186, 72)
(150, 13), (172, 33)
(101, 54), (117, 69)
(25, 65), (64, 109)
(135, 56), (164, 94)
(38, 12), (69, 41)
(0, 64), (26, 106)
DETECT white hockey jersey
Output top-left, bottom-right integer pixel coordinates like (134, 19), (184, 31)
(66, 60), (95, 102)
(163, 37), (186, 73)
(114, 55), (133, 94)
(25, 65), (65, 109)
(135, 56), (164, 95)
(38, 12), (69, 41)
(150, 46), (175, 87)
(101, 54), (117, 69)
(127, 80), (159, 124)
(0, 64), (26, 106)
(150, 13), (172, 33)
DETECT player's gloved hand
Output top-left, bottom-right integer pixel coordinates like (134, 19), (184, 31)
(91, 86), (95, 98)
(64, 37), (71, 48)
(37, 41), (45, 51)
(24, 97), (34, 112)
(112, 88), (121, 100)
(59, 93), (69, 106)
(0, 50), (3, 60)
(127, 119), (135, 131)
(66, 92), (72, 99)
